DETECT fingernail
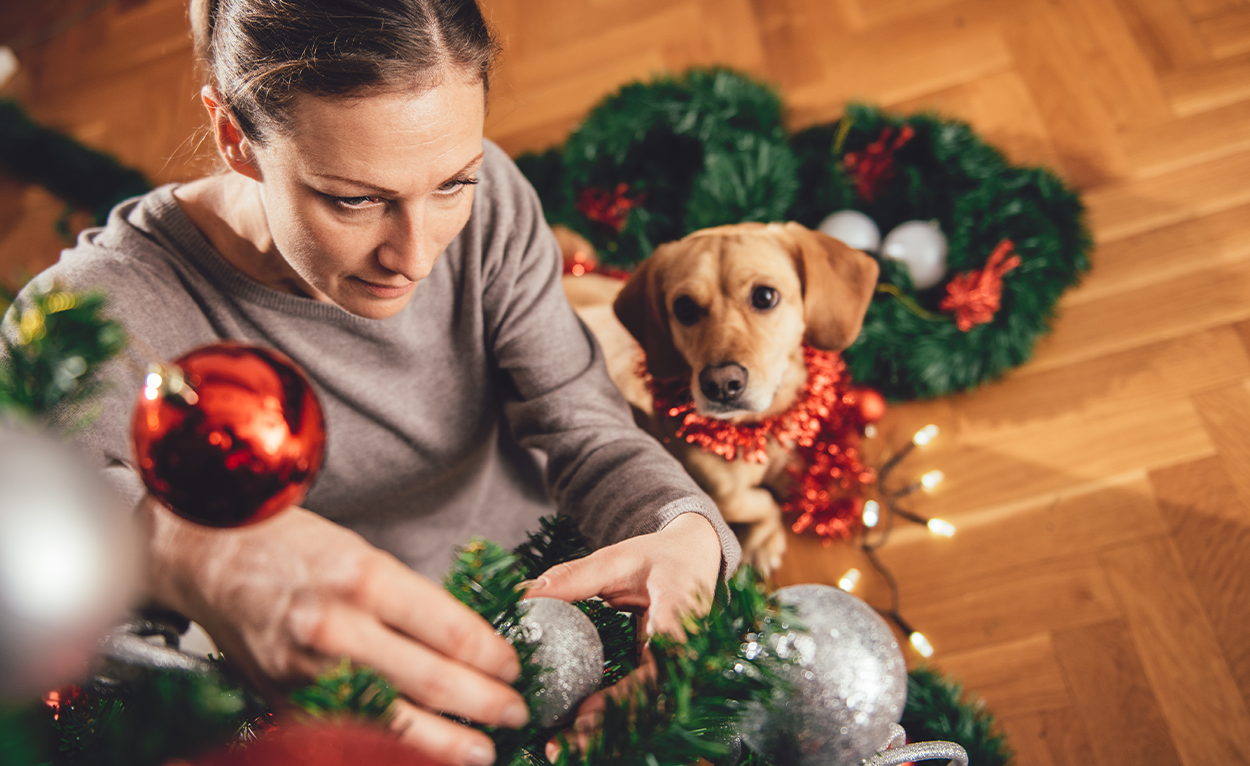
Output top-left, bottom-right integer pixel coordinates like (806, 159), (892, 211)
(515, 577), (548, 592)
(502, 700), (530, 728)
(499, 655), (521, 682)
(465, 743), (495, 766)
(545, 741), (562, 763)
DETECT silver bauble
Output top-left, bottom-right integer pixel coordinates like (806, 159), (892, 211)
(0, 427), (140, 698)
(880, 220), (948, 290)
(741, 584), (907, 766)
(818, 210), (882, 253)
(518, 597), (604, 727)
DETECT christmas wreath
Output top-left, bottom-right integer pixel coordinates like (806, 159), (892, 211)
(519, 69), (1091, 399)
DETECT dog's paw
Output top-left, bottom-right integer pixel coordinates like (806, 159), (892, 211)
(741, 520), (787, 578)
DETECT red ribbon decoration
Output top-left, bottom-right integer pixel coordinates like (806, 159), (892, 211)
(842, 124), (915, 202)
(939, 239), (1022, 331)
(645, 347), (879, 543)
(575, 182), (645, 232)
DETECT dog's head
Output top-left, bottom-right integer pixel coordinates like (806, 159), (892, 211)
(614, 222), (879, 419)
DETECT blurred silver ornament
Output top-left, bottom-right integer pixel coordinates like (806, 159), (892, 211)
(818, 210), (882, 253)
(0, 426), (140, 698)
(518, 597), (604, 727)
(741, 584), (907, 766)
(881, 220), (948, 290)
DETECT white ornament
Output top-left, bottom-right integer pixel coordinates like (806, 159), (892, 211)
(817, 210), (882, 253)
(0, 427), (140, 698)
(880, 220), (948, 290)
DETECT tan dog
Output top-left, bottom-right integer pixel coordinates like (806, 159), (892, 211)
(563, 222), (879, 574)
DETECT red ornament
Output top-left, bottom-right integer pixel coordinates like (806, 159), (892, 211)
(842, 124), (915, 202)
(940, 239), (1022, 331)
(575, 182), (645, 232)
(845, 387), (886, 424)
(131, 342), (326, 528)
(190, 722), (436, 766)
(646, 347), (876, 542)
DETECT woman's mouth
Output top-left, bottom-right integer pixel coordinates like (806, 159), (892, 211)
(355, 277), (416, 299)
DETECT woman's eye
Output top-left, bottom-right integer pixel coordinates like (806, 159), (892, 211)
(672, 296), (703, 326)
(334, 195), (383, 209)
(752, 286), (779, 310)
(437, 177), (480, 195)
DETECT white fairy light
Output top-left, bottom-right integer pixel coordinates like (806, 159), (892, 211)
(862, 500), (880, 528)
(920, 470), (945, 490)
(912, 424), (939, 446)
(909, 631), (935, 658)
(838, 568), (861, 592)
(927, 518), (956, 537)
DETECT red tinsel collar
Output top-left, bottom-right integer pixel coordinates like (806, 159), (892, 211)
(644, 346), (877, 542)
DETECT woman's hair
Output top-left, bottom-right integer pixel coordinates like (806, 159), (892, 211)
(190, 0), (497, 141)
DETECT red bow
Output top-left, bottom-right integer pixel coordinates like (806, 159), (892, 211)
(575, 183), (645, 232)
(843, 124), (915, 202)
(940, 240), (1022, 331)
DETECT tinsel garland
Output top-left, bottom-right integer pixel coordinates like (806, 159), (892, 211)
(646, 347), (875, 542)
(519, 70), (1091, 400)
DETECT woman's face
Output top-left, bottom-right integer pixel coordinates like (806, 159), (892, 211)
(246, 76), (486, 319)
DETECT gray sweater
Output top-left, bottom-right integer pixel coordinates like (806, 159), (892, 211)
(7, 140), (739, 579)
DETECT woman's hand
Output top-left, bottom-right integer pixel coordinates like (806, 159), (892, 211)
(140, 500), (527, 766)
(523, 512), (723, 638)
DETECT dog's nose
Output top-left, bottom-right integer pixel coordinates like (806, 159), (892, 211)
(699, 362), (749, 404)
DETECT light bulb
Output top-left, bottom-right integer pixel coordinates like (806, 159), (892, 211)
(865, 424), (878, 438)
(921, 470), (945, 490)
(909, 631), (934, 658)
(912, 424), (939, 446)
(838, 568), (861, 592)
(862, 500), (880, 528)
(927, 518), (956, 537)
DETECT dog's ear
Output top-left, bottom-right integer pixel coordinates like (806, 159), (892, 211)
(614, 247), (689, 378)
(780, 222), (880, 352)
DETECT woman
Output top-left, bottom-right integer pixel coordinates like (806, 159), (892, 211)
(6, 0), (739, 763)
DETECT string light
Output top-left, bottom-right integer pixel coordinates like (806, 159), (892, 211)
(912, 424), (939, 446)
(927, 518), (956, 537)
(864, 424), (878, 438)
(862, 500), (880, 527)
(921, 470), (944, 490)
(909, 631), (935, 658)
(838, 568), (861, 592)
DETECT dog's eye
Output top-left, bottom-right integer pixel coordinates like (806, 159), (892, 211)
(752, 286), (780, 310)
(672, 296), (703, 326)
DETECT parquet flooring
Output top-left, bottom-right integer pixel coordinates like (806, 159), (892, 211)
(3, 0), (1250, 763)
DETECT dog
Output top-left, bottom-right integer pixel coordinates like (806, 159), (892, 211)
(561, 222), (879, 575)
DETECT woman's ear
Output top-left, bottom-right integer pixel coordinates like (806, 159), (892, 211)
(780, 222), (880, 352)
(202, 85), (261, 182)
(613, 247), (689, 379)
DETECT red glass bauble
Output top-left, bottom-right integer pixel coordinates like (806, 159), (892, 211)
(848, 387), (887, 424)
(131, 342), (326, 528)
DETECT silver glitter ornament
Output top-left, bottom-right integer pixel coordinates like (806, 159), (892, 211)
(741, 584), (907, 766)
(517, 597), (604, 727)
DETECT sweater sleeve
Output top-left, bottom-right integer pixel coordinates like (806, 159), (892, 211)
(475, 143), (740, 574)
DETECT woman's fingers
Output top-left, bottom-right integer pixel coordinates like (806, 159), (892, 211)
(349, 552), (523, 684)
(525, 544), (647, 607)
(290, 598), (529, 729)
(389, 698), (500, 766)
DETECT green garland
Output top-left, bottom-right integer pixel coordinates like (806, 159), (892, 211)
(0, 517), (1010, 765)
(0, 100), (150, 231)
(518, 69), (1091, 399)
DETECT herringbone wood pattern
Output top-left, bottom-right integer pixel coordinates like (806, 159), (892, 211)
(3, 1), (1250, 763)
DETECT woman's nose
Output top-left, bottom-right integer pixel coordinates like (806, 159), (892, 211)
(376, 205), (436, 281)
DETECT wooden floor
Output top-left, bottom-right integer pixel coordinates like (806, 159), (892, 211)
(4, 0), (1250, 763)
